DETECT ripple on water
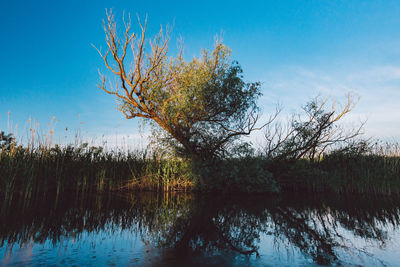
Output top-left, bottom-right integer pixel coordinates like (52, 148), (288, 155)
(1, 193), (400, 266)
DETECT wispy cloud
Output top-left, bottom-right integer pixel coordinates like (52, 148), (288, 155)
(347, 66), (400, 83)
(258, 65), (400, 141)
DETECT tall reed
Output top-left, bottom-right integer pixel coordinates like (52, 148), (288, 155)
(0, 143), (196, 201)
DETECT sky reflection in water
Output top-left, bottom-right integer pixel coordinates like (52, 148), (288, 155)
(1, 193), (400, 266)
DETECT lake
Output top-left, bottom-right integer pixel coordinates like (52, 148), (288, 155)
(1, 192), (399, 266)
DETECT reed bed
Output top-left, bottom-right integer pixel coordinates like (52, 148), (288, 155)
(1, 117), (400, 197)
(2, 141), (400, 197)
(318, 153), (400, 195)
(270, 152), (400, 195)
(0, 143), (195, 201)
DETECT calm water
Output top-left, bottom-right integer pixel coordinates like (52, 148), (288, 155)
(1, 192), (400, 266)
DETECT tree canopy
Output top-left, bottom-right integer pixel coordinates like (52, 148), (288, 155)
(96, 11), (263, 159)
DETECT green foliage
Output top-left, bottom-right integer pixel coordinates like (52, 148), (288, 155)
(0, 131), (15, 151)
(152, 55), (262, 159)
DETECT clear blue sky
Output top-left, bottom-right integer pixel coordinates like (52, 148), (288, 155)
(1, 0), (400, 147)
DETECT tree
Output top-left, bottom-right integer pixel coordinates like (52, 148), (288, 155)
(264, 94), (365, 162)
(95, 11), (263, 160)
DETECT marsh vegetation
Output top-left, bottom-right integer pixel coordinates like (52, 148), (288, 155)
(1, 130), (400, 200)
(1, 11), (400, 199)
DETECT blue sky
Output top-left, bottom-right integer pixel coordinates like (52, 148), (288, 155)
(1, 0), (400, 148)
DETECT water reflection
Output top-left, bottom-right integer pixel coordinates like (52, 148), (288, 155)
(1, 192), (399, 266)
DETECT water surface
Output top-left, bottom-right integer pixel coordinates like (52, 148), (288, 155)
(1, 192), (400, 266)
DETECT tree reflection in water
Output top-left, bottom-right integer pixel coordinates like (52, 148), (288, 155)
(1, 192), (399, 265)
